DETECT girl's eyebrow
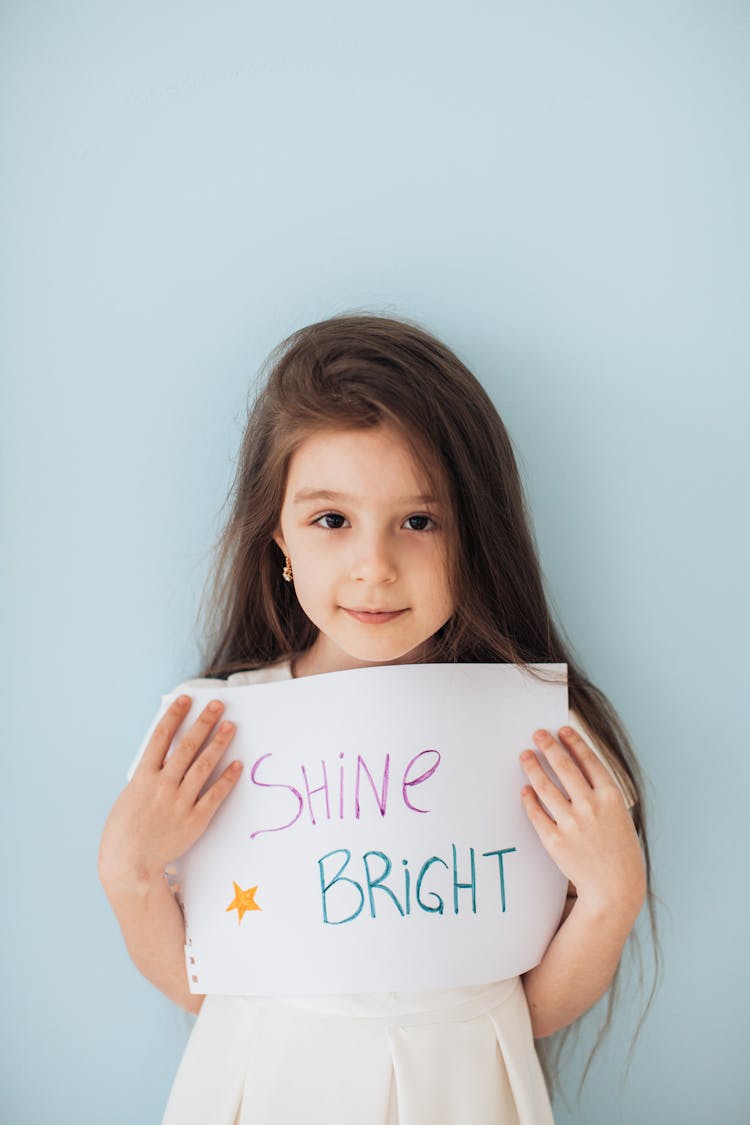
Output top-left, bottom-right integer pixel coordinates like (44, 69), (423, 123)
(293, 488), (440, 505)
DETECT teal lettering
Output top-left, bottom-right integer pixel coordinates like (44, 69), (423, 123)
(482, 847), (517, 912)
(415, 855), (449, 913)
(318, 848), (364, 924)
(452, 843), (477, 914)
(363, 850), (405, 917)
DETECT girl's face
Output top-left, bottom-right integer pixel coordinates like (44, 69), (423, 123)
(272, 423), (454, 675)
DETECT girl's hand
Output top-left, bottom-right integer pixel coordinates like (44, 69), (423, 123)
(98, 696), (242, 884)
(519, 726), (646, 916)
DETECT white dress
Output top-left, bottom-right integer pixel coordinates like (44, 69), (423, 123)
(152, 657), (635, 1125)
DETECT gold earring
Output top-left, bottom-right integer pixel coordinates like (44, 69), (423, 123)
(282, 555), (294, 583)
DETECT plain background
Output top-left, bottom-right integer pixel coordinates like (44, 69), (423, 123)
(2, 2), (747, 1122)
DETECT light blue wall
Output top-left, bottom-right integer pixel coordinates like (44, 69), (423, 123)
(3, 2), (747, 1121)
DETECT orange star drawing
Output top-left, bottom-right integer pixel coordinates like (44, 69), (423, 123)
(225, 881), (262, 923)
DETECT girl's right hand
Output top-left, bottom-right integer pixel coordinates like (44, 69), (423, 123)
(98, 695), (242, 883)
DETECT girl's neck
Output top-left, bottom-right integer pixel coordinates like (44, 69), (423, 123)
(290, 638), (432, 679)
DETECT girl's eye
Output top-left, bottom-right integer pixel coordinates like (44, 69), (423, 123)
(404, 515), (436, 531)
(315, 512), (348, 530)
(312, 512), (437, 532)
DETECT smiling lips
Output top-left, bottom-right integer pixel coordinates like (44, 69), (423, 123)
(343, 607), (407, 624)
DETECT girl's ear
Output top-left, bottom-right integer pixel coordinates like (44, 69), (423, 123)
(272, 528), (287, 555)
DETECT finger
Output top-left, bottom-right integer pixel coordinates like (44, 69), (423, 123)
(193, 759), (244, 825)
(520, 784), (559, 847)
(532, 728), (593, 803)
(163, 699), (228, 780)
(139, 695), (193, 772)
(180, 720), (237, 802)
(519, 749), (570, 821)
(557, 726), (619, 791)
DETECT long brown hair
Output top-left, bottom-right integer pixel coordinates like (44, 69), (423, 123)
(194, 310), (662, 1102)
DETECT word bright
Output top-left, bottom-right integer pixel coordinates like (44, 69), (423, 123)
(318, 843), (518, 925)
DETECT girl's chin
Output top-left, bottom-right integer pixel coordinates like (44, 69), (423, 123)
(301, 614), (431, 668)
(332, 635), (429, 667)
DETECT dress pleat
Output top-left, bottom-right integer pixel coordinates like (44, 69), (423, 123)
(161, 979), (554, 1124)
(161, 996), (255, 1124)
(387, 1016), (518, 1124)
(237, 1001), (397, 1125)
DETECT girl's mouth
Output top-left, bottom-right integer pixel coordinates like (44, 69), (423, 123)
(342, 608), (407, 624)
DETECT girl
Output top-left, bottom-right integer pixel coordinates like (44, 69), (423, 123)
(99, 312), (658, 1124)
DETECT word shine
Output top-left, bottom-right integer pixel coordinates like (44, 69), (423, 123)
(248, 749), (441, 840)
(318, 844), (518, 925)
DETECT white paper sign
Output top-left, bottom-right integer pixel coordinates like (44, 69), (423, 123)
(139, 662), (569, 995)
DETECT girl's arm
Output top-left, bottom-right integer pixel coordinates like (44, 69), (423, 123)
(522, 885), (643, 1038)
(99, 859), (203, 1015)
(518, 725), (647, 1039)
(98, 693), (243, 1014)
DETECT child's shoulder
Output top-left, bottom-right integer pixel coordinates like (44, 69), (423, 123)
(224, 656), (294, 686)
(125, 658), (294, 782)
(169, 655), (294, 694)
(569, 707), (638, 811)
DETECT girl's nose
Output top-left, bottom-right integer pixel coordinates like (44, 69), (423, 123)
(348, 535), (398, 584)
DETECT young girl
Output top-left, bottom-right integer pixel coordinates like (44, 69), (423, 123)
(99, 312), (656, 1124)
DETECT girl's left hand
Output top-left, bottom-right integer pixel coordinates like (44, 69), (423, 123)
(519, 726), (647, 915)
